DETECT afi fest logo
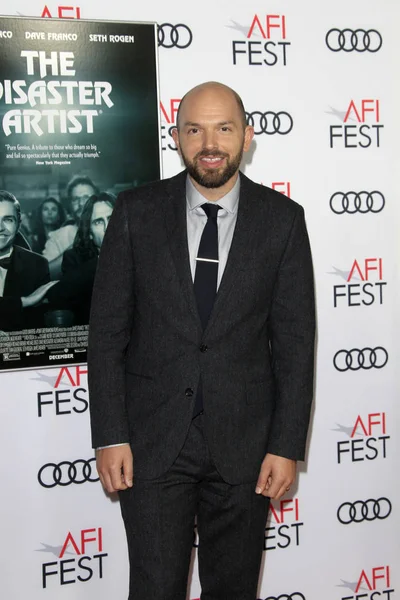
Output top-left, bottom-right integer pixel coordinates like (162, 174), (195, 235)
(265, 498), (303, 551)
(36, 365), (88, 417)
(230, 14), (290, 66)
(330, 258), (387, 308)
(328, 99), (383, 148)
(40, 527), (107, 588)
(337, 565), (393, 599)
(271, 181), (291, 198)
(334, 411), (390, 464)
(41, 5), (81, 18)
(160, 98), (180, 151)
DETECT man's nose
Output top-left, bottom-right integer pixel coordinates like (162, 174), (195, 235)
(203, 129), (218, 149)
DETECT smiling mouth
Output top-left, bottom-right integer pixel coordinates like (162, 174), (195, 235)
(198, 155), (226, 168)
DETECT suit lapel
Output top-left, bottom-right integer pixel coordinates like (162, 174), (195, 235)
(161, 170), (263, 338)
(161, 171), (202, 331)
(204, 173), (260, 337)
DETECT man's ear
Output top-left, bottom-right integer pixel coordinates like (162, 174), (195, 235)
(243, 125), (254, 152)
(171, 127), (181, 155)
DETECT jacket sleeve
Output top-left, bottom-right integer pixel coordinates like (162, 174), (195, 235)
(0, 296), (23, 330)
(267, 205), (316, 461)
(37, 256), (50, 287)
(47, 258), (97, 307)
(87, 193), (134, 448)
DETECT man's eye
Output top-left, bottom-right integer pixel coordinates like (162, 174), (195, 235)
(221, 126), (232, 132)
(188, 128), (199, 134)
(4, 217), (15, 223)
(92, 219), (102, 226)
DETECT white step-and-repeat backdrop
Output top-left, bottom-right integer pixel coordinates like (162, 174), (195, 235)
(1, 1), (399, 599)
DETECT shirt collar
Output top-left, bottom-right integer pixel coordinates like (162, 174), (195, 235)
(186, 174), (240, 214)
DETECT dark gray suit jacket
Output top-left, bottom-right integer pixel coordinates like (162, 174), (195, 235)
(88, 170), (315, 484)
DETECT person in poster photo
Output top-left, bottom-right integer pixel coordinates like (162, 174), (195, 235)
(46, 192), (116, 325)
(42, 175), (99, 278)
(0, 191), (56, 331)
(88, 82), (315, 599)
(31, 197), (67, 254)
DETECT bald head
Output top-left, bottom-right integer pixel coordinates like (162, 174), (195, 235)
(171, 81), (254, 199)
(176, 82), (247, 131)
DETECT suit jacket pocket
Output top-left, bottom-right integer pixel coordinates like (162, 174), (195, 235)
(125, 371), (165, 421)
(125, 370), (154, 381)
(245, 379), (273, 406)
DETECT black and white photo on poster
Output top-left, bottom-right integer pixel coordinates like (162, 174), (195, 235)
(0, 15), (161, 370)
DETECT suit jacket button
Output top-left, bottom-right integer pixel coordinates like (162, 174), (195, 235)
(185, 388), (194, 397)
(199, 344), (208, 353)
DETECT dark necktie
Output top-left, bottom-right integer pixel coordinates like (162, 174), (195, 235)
(193, 203), (221, 330)
(192, 203), (221, 416)
(0, 256), (12, 269)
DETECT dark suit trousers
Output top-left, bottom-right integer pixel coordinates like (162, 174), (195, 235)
(119, 414), (269, 600)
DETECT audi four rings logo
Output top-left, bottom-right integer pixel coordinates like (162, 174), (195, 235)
(157, 23), (193, 49)
(326, 29), (382, 52)
(245, 111), (293, 135)
(263, 594), (306, 600)
(330, 191), (385, 214)
(333, 347), (388, 372)
(38, 458), (99, 488)
(337, 498), (392, 524)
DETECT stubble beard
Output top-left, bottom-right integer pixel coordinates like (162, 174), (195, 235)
(181, 147), (244, 189)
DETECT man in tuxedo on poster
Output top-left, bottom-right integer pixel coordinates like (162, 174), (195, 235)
(0, 191), (55, 331)
(88, 82), (315, 600)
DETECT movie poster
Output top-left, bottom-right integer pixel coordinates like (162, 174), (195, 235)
(0, 16), (161, 371)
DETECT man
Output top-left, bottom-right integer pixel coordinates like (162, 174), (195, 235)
(42, 175), (98, 277)
(88, 82), (315, 600)
(0, 191), (55, 331)
(46, 192), (116, 325)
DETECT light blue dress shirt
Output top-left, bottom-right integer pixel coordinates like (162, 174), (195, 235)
(186, 174), (240, 290)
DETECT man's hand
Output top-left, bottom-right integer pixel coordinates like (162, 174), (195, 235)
(21, 280), (58, 308)
(255, 453), (296, 500)
(96, 445), (133, 493)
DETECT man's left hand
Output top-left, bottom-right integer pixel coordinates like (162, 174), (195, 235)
(255, 453), (296, 499)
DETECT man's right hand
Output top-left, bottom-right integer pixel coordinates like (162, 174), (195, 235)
(21, 280), (59, 308)
(96, 444), (133, 493)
